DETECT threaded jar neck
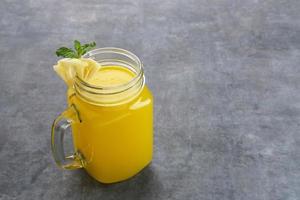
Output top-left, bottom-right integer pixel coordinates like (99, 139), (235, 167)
(74, 48), (144, 106)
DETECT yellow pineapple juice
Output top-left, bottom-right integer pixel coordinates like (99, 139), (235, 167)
(68, 65), (153, 183)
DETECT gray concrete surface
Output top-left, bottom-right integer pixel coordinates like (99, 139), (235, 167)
(0, 0), (300, 199)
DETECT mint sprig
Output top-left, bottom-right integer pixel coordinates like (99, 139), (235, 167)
(56, 40), (96, 58)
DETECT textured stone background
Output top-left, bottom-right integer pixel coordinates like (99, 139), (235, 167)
(0, 0), (300, 199)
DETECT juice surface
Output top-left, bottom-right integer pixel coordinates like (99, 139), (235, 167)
(87, 66), (135, 86)
(68, 65), (153, 183)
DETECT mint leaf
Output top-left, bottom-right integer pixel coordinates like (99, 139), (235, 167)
(74, 40), (82, 57)
(55, 47), (78, 58)
(55, 41), (96, 58)
(81, 42), (96, 55)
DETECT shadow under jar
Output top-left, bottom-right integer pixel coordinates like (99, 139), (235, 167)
(51, 48), (153, 183)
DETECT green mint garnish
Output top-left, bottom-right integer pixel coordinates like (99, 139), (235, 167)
(55, 40), (96, 58)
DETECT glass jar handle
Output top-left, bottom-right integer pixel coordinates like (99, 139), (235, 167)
(51, 104), (85, 169)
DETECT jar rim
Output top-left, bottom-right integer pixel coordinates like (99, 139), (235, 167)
(79, 47), (144, 91)
(74, 75), (145, 95)
(73, 47), (145, 106)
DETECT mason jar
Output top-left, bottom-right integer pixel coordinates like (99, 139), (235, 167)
(51, 48), (153, 183)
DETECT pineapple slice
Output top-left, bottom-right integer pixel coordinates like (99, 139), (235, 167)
(53, 58), (101, 87)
